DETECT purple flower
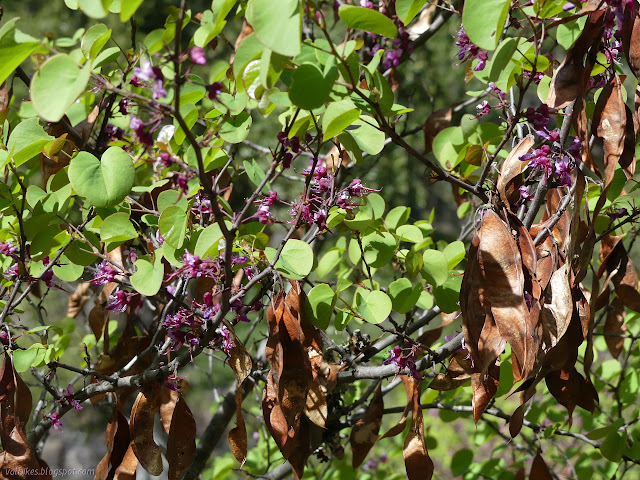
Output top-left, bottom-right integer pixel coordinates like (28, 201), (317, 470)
(535, 128), (560, 143)
(129, 116), (153, 146)
(106, 288), (135, 313)
(314, 208), (328, 231)
(207, 82), (224, 100)
(119, 98), (131, 115)
(164, 309), (201, 352)
(0, 242), (17, 256)
(476, 100), (491, 117)
(60, 384), (82, 410)
(257, 205), (274, 224)
(189, 46), (207, 65)
(90, 260), (118, 286)
(555, 155), (573, 186)
(524, 104), (551, 130)
(607, 207), (628, 224)
(164, 374), (184, 391)
(383, 345), (421, 380)
(384, 49), (402, 69)
(261, 190), (279, 206)
(152, 80), (167, 99)
(474, 51), (488, 71)
(4, 263), (19, 278)
(176, 172), (189, 194)
(567, 136), (582, 161)
(520, 145), (553, 179)
(519, 185), (534, 203)
(347, 178), (374, 196)
(133, 60), (155, 82)
(47, 413), (62, 432)
(201, 291), (220, 319)
(216, 326), (234, 355)
(563, 2), (576, 10)
(104, 123), (124, 142)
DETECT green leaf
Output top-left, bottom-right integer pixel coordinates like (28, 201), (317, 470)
(556, 16), (587, 50)
(396, 225), (423, 243)
(362, 231), (396, 268)
(100, 212), (138, 243)
(405, 249), (423, 278)
(335, 310), (353, 331)
(194, 223), (224, 259)
(433, 274), (462, 313)
(94, 46), (120, 68)
(159, 206), (188, 249)
(246, 0), (301, 56)
(81, 24), (111, 60)
(305, 283), (336, 329)
(78, 0), (109, 18)
(0, 42), (39, 88)
(53, 255), (84, 282)
(601, 432), (624, 463)
(462, 0), (510, 51)
(6, 117), (54, 167)
(13, 348), (39, 373)
(120, 0), (144, 21)
(443, 241), (466, 269)
(487, 37), (522, 92)
(386, 206), (410, 231)
(289, 63), (336, 110)
(338, 6), (398, 39)
(354, 289), (392, 324)
(219, 112), (252, 144)
(31, 54), (91, 122)
(395, 0), (427, 25)
(271, 239), (314, 280)
(422, 249), (449, 286)
(24, 325), (63, 335)
(322, 98), (360, 141)
(317, 249), (342, 279)
(345, 116), (385, 155)
(130, 252), (164, 297)
(388, 278), (422, 313)
(451, 449), (474, 476)
(69, 147), (135, 207)
(157, 189), (188, 213)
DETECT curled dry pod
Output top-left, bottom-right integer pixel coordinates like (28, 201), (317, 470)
(130, 384), (163, 476)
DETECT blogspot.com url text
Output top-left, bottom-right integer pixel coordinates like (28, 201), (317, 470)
(2, 468), (96, 477)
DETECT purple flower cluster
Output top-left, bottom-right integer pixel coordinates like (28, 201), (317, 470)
(129, 116), (154, 147)
(189, 47), (207, 65)
(164, 309), (201, 352)
(47, 412), (63, 432)
(90, 260), (119, 286)
(216, 326), (234, 355)
(132, 60), (166, 100)
(603, 0), (635, 40)
(173, 253), (221, 280)
(106, 288), (136, 313)
(0, 242), (18, 256)
(277, 131), (302, 169)
(524, 104), (552, 130)
(456, 26), (488, 71)
(383, 345), (421, 380)
(59, 384), (82, 411)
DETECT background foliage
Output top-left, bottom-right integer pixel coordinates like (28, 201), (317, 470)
(0, 0), (639, 479)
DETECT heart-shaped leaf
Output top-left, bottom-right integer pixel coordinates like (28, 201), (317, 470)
(69, 147), (135, 207)
(31, 54), (91, 122)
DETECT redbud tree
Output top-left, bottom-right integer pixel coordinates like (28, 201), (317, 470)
(0, 0), (640, 479)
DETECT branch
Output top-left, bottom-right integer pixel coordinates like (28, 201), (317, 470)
(337, 331), (461, 384)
